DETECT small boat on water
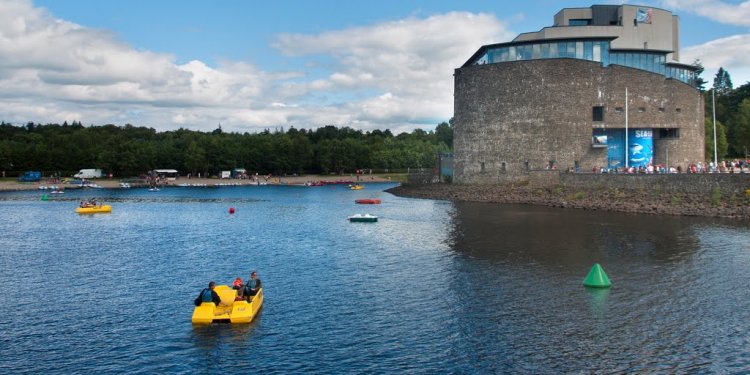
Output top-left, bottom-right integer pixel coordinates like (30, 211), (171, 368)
(350, 184), (364, 190)
(355, 198), (381, 204)
(192, 285), (264, 324)
(75, 204), (112, 214)
(348, 214), (378, 223)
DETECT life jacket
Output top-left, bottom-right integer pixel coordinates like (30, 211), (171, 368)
(200, 288), (214, 302)
(233, 278), (243, 288)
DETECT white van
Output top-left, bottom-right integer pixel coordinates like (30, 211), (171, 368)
(74, 169), (103, 179)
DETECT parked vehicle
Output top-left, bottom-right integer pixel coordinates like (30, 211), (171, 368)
(73, 169), (103, 179)
(18, 171), (42, 182)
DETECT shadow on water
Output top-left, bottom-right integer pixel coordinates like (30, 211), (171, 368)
(190, 316), (262, 358)
(444, 202), (745, 267)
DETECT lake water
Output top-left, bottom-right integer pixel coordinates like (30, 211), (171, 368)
(0, 183), (748, 373)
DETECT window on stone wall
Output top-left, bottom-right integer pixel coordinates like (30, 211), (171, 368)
(638, 107), (646, 112)
(592, 106), (604, 121)
(500, 162), (506, 174)
(614, 107), (624, 113)
(658, 107), (665, 112)
(659, 128), (680, 139)
(480, 162), (486, 173)
(675, 108), (682, 113)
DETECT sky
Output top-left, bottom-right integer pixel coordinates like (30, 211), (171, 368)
(1, 0), (749, 134)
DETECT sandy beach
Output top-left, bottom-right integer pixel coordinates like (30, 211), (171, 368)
(0, 174), (395, 191)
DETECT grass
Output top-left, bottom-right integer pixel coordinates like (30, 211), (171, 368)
(671, 194), (683, 205)
(711, 187), (722, 206)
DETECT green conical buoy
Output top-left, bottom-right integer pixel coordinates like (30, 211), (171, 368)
(583, 263), (612, 288)
(41, 194), (49, 201)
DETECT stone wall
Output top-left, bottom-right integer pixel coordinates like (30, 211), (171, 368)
(558, 173), (750, 195)
(454, 58), (704, 184)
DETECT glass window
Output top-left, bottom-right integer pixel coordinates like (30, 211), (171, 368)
(509, 46), (516, 60)
(498, 48), (508, 62)
(558, 42), (567, 57)
(532, 44), (541, 59)
(541, 43), (550, 58)
(521, 45), (532, 59)
(584, 41), (593, 61)
(576, 41), (584, 59)
(567, 42), (576, 58)
(569, 19), (591, 26)
(549, 43), (557, 58)
(592, 106), (604, 121)
(625, 53), (633, 67)
(593, 43), (601, 62)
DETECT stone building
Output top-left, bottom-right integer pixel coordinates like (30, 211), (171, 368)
(453, 4), (704, 183)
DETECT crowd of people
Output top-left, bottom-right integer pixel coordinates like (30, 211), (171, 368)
(581, 159), (749, 174)
(195, 271), (262, 306)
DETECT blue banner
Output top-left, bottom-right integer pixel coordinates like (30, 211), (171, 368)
(628, 129), (653, 168)
(607, 129), (624, 169)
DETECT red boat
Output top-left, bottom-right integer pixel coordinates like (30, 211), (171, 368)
(355, 199), (381, 204)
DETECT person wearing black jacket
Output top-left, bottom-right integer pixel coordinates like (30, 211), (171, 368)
(195, 281), (221, 306)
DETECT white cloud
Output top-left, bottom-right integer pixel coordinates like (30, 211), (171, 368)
(682, 34), (750, 86)
(659, 0), (750, 86)
(273, 12), (511, 128)
(660, 0), (750, 27)
(0, 0), (511, 133)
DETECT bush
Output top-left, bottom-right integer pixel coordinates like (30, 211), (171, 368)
(711, 187), (722, 206)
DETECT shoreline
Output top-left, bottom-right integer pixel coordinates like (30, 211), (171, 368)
(0, 175), (395, 191)
(386, 183), (750, 220)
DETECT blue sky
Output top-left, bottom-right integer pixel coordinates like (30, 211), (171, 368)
(2, 0), (749, 133)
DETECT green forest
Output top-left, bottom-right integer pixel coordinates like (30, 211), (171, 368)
(700, 65), (750, 160)
(0, 120), (453, 178)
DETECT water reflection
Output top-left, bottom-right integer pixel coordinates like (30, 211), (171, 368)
(447, 202), (712, 267)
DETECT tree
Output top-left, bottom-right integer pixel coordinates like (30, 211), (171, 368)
(692, 59), (707, 92)
(184, 141), (208, 175)
(435, 120), (453, 149)
(727, 98), (750, 157)
(713, 67), (733, 96)
(704, 118), (728, 160)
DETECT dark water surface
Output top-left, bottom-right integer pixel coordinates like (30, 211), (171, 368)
(0, 184), (748, 373)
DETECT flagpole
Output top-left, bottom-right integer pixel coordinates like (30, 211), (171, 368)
(712, 89), (718, 165)
(625, 87), (629, 169)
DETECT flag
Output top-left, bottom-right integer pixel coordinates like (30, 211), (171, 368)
(636, 8), (652, 24)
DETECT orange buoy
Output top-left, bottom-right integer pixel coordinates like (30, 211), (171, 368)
(229, 207), (235, 214)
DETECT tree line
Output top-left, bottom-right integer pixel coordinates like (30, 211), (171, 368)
(695, 63), (750, 159)
(0, 121), (453, 178)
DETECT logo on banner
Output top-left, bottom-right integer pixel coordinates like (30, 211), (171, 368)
(636, 8), (652, 24)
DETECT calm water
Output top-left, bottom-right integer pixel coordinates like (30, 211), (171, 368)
(0, 183), (748, 373)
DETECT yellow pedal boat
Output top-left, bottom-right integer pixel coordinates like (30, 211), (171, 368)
(350, 184), (364, 190)
(192, 285), (264, 324)
(75, 204), (112, 214)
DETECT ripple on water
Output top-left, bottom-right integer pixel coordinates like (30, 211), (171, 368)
(0, 186), (748, 373)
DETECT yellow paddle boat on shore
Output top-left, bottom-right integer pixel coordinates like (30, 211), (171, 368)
(350, 184), (364, 190)
(75, 204), (112, 214)
(192, 285), (264, 324)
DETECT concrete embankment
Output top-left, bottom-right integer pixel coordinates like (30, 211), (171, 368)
(387, 174), (750, 219)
